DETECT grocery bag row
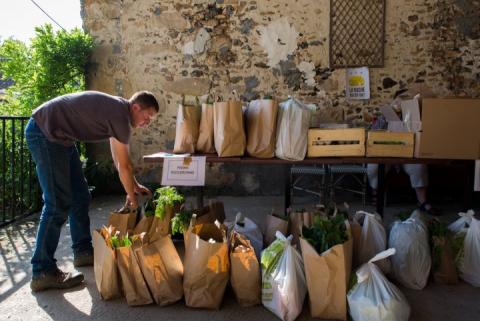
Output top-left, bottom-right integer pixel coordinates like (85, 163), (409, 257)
(93, 187), (480, 321)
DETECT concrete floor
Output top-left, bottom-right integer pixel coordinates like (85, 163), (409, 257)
(0, 194), (479, 321)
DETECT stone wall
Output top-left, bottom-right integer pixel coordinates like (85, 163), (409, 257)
(81, 0), (480, 194)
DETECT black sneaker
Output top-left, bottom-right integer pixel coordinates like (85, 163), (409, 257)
(419, 202), (441, 216)
(73, 251), (94, 267)
(30, 268), (84, 292)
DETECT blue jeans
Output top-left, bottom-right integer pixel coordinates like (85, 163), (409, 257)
(25, 118), (92, 276)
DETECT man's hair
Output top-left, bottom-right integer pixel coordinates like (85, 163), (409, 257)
(129, 91), (159, 112)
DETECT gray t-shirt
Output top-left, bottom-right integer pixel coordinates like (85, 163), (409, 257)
(33, 91), (132, 146)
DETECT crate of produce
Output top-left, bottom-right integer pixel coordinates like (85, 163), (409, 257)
(307, 128), (365, 157)
(366, 131), (414, 157)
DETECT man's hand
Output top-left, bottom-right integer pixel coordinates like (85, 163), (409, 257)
(110, 137), (152, 209)
(124, 194), (138, 210)
(134, 183), (152, 197)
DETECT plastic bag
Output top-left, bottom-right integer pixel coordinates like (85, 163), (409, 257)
(461, 217), (480, 287)
(225, 212), (263, 261)
(353, 211), (389, 273)
(388, 211), (431, 289)
(275, 96), (313, 161)
(449, 210), (480, 287)
(448, 209), (475, 234)
(348, 249), (410, 321)
(262, 232), (307, 321)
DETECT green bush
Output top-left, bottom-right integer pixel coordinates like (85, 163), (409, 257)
(0, 24), (94, 115)
(0, 25), (94, 219)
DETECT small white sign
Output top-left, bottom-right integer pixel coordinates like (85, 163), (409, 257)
(161, 156), (206, 186)
(346, 67), (370, 100)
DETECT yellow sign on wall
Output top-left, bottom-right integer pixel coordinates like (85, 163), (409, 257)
(346, 67), (370, 100)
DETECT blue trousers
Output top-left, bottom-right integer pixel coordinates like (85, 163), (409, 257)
(25, 118), (92, 276)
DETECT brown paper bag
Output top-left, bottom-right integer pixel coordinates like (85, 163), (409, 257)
(246, 99), (278, 158)
(93, 229), (122, 300)
(289, 211), (315, 247)
(108, 209), (137, 236)
(264, 214), (289, 246)
(174, 104), (200, 153)
(148, 204), (180, 242)
(213, 101), (246, 157)
(230, 232), (261, 307)
(134, 216), (154, 236)
(116, 244), (153, 306)
(432, 236), (458, 284)
(300, 227), (353, 320)
(183, 223), (229, 309)
(196, 103), (215, 153)
(135, 236), (184, 305)
(195, 201), (226, 225)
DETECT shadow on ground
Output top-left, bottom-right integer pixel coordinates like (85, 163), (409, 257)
(0, 194), (479, 321)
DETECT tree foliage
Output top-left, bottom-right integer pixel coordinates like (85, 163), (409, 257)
(0, 24), (94, 115)
(0, 25), (94, 221)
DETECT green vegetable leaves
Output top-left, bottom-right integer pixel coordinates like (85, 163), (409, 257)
(302, 213), (348, 254)
(154, 186), (184, 219)
(110, 232), (134, 248)
(171, 207), (193, 235)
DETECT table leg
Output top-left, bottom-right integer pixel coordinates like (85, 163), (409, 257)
(284, 164), (292, 213)
(197, 186), (204, 208)
(462, 160), (474, 211)
(376, 163), (386, 217)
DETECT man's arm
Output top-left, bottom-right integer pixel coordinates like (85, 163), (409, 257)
(110, 137), (137, 208)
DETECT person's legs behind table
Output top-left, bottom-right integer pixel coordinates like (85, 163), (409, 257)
(402, 163), (439, 215)
(25, 118), (85, 291)
(366, 163), (391, 205)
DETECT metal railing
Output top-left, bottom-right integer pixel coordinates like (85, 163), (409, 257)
(0, 116), (41, 227)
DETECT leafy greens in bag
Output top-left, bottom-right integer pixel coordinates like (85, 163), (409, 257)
(171, 207), (193, 235)
(154, 186), (184, 219)
(110, 232), (145, 248)
(302, 213), (348, 254)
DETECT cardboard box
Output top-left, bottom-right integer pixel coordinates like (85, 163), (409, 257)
(367, 131), (414, 158)
(307, 128), (365, 157)
(416, 98), (480, 159)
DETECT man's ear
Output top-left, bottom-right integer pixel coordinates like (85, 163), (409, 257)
(132, 103), (141, 112)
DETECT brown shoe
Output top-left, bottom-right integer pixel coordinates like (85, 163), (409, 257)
(73, 252), (93, 267)
(30, 268), (84, 292)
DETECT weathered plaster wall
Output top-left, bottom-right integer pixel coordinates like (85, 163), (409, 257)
(81, 0), (480, 194)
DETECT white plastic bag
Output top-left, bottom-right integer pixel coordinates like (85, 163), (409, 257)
(225, 212), (263, 261)
(348, 249), (410, 321)
(449, 210), (480, 287)
(353, 211), (389, 273)
(448, 209), (475, 233)
(261, 232), (307, 321)
(388, 212), (431, 289)
(275, 97), (313, 161)
(461, 217), (480, 287)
